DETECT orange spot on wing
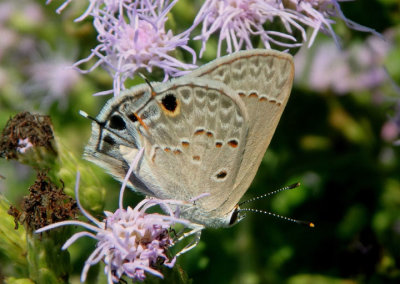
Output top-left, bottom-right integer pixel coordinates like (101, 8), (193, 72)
(182, 141), (190, 147)
(215, 142), (223, 148)
(173, 149), (182, 155)
(194, 129), (205, 135)
(249, 92), (258, 98)
(193, 155), (200, 161)
(228, 140), (238, 148)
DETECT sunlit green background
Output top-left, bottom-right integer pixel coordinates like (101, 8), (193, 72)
(1, 0), (400, 283)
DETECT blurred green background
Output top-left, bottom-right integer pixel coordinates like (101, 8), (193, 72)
(1, 0), (400, 283)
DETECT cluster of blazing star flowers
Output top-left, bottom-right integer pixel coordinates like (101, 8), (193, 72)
(47, 0), (378, 95)
(37, 171), (203, 283)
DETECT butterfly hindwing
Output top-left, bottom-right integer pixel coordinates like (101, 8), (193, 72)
(187, 49), (294, 214)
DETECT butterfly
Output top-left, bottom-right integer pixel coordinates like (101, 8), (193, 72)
(84, 49), (294, 228)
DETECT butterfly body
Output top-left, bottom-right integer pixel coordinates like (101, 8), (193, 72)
(85, 49), (294, 228)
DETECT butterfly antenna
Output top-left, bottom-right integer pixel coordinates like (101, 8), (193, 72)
(138, 73), (157, 97)
(239, 182), (301, 206)
(79, 110), (104, 126)
(238, 208), (315, 227)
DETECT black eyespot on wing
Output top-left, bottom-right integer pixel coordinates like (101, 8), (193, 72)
(128, 113), (138, 122)
(162, 94), (177, 112)
(216, 171), (227, 179)
(109, 115), (126, 130)
(103, 135), (116, 145)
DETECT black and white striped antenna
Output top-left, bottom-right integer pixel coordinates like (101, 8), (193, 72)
(79, 110), (103, 126)
(239, 183), (314, 227)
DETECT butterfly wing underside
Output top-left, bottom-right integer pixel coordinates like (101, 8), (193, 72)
(135, 78), (249, 213)
(84, 77), (250, 215)
(188, 49), (294, 215)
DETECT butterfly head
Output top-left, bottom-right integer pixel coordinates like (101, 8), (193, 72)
(178, 201), (246, 228)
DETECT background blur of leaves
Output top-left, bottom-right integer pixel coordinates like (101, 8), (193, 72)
(1, 0), (400, 283)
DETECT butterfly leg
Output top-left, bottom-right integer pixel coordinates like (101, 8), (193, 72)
(174, 223), (204, 257)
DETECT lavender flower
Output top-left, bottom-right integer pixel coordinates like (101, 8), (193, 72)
(23, 44), (81, 110)
(68, 0), (197, 96)
(294, 32), (392, 94)
(36, 170), (203, 283)
(192, 0), (379, 57)
(381, 120), (399, 143)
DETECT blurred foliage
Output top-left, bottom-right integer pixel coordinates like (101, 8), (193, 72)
(0, 0), (400, 283)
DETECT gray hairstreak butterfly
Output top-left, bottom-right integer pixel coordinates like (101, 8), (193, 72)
(83, 49), (295, 228)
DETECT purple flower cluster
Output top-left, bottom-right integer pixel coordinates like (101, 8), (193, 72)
(24, 45), (81, 109)
(0, 1), (81, 110)
(36, 172), (202, 283)
(79, 200), (180, 282)
(193, 0), (380, 57)
(294, 32), (392, 94)
(293, 29), (399, 143)
(71, 0), (196, 95)
(192, 0), (305, 57)
(47, 0), (378, 95)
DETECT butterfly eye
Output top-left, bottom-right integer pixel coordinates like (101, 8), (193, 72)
(109, 115), (126, 130)
(228, 206), (240, 226)
(103, 135), (116, 145)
